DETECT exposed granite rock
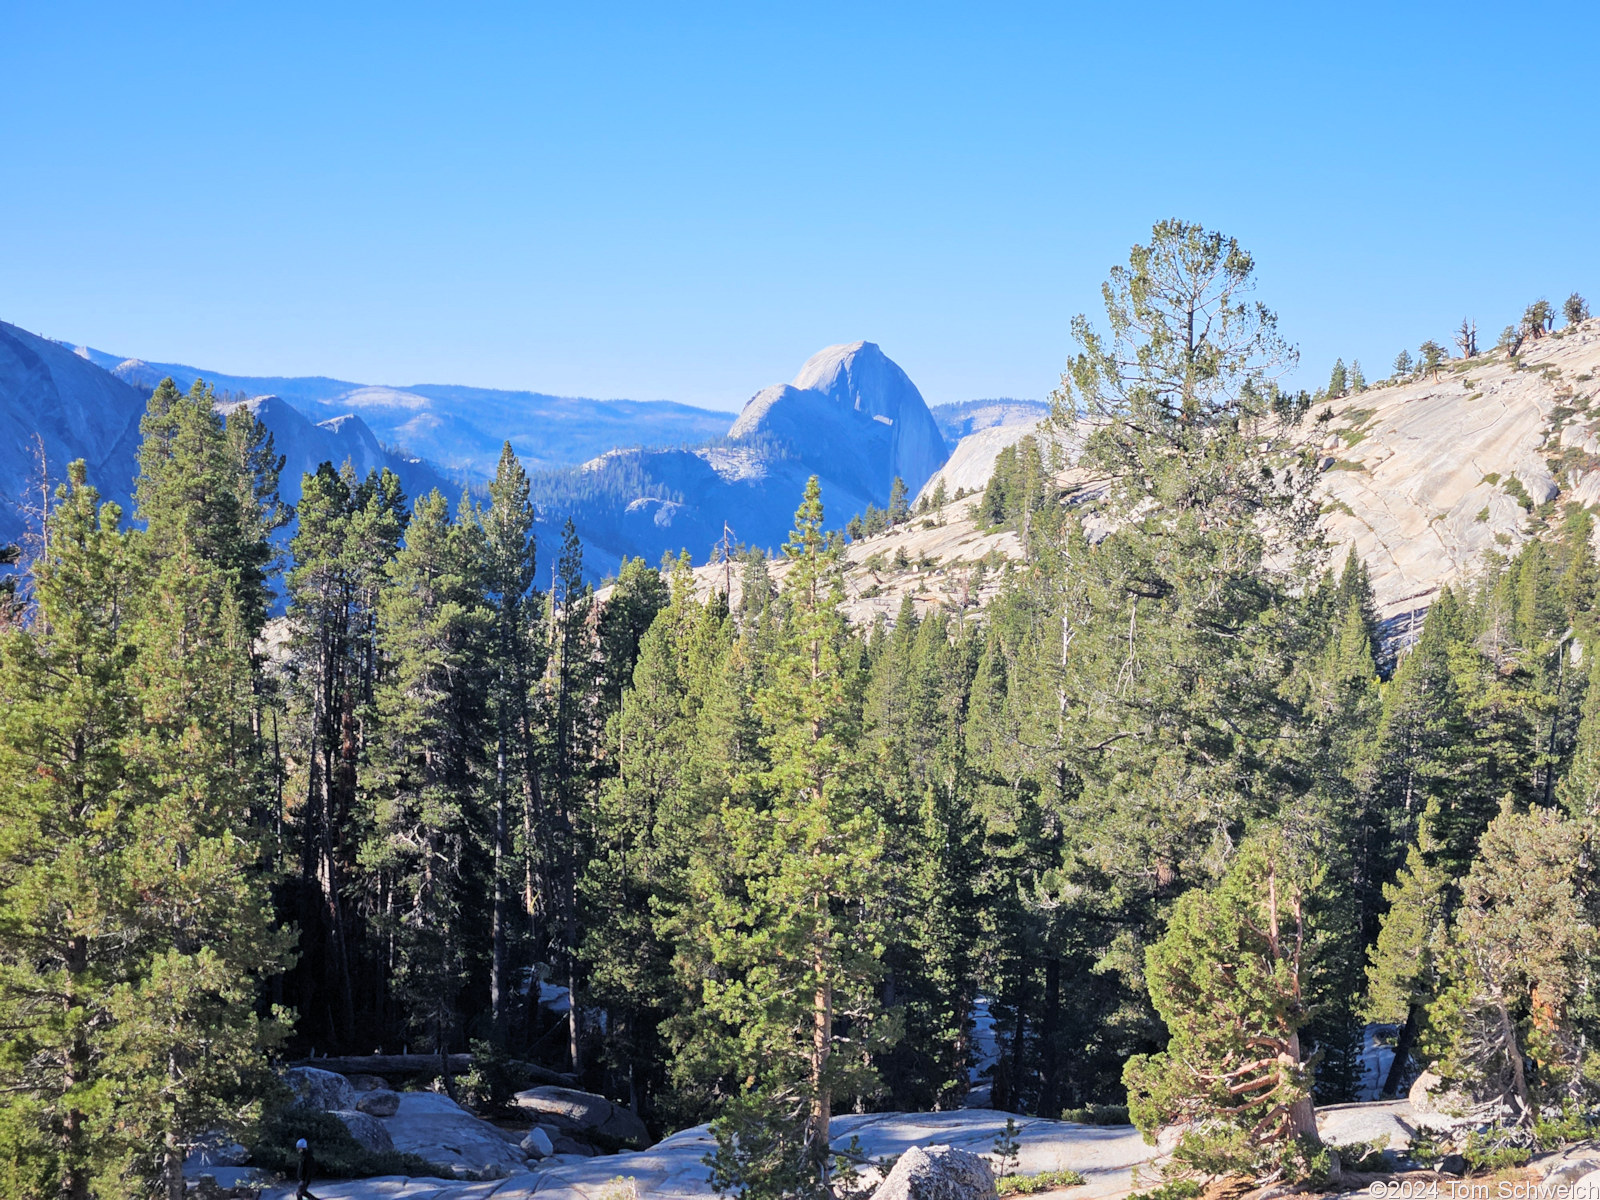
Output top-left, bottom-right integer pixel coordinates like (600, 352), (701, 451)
(285, 1066), (357, 1112)
(870, 1145), (996, 1200)
(332, 1109), (395, 1154)
(513, 1085), (649, 1146)
(355, 1088), (400, 1117)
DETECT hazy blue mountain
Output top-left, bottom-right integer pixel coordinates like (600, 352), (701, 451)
(533, 341), (953, 577)
(17, 330), (958, 584)
(216, 395), (456, 510)
(0, 321), (147, 545)
(58, 345), (734, 479)
(0, 324), (453, 550)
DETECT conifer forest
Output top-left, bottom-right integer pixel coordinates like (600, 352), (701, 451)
(9, 224), (1600, 1197)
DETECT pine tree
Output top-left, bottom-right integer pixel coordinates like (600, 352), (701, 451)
(362, 491), (491, 1083)
(482, 443), (540, 1041)
(284, 463), (407, 1047)
(1363, 809), (1453, 1095)
(1428, 803), (1595, 1122)
(887, 476), (910, 526)
(1327, 358), (1347, 398)
(546, 517), (594, 1073)
(1348, 360), (1366, 393)
(1123, 837), (1321, 1178)
(0, 464), (143, 1198)
(699, 478), (890, 1198)
(1559, 645), (1600, 817)
(1419, 340), (1446, 380)
(0, 462), (288, 1199)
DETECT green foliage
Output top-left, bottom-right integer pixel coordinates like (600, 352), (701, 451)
(1327, 358), (1347, 398)
(977, 436), (1052, 534)
(459, 1039), (525, 1114)
(1394, 348), (1414, 376)
(1124, 838), (1321, 1176)
(0, 438), (291, 1197)
(1532, 1103), (1600, 1150)
(888, 476), (910, 526)
(1524, 299), (1554, 339)
(1427, 803), (1596, 1123)
(992, 1116), (1021, 1178)
(1502, 476), (1533, 510)
(1127, 1180), (1202, 1200)
(1060, 1104), (1130, 1125)
(1462, 1126), (1533, 1171)
(698, 477), (892, 1198)
(1564, 293), (1589, 327)
(997, 1169), (1085, 1195)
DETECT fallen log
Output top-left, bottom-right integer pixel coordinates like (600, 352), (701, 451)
(288, 1053), (577, 1087)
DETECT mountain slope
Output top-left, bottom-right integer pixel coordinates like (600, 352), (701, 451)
(59, 345), (734, 478)
(1311, 321), (1600, 625)
(732, 322), (1600, 634)
(216, 396), (455, 509)
(0, 321), (148, 544)
(928, 398), (1049, 443)
(0, 324), (456, 548)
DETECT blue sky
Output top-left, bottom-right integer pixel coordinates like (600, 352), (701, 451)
(3, 2), (1598, 412)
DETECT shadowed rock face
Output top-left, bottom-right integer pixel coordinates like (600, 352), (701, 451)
(0, 321), (148, 545)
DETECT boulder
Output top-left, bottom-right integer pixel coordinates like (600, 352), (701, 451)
(383, 1091), (530, 1178)
(284, 1066), (357, 1112)
(870, 1145), (997, 1200)
(520, 1127), (555, 1158)
(332, 1109), (395, 1154)
(355, 1088), (400, 1117)
(514, 1085), (650, 1146)
(1541, 1156), (1600, 1188)
(553, 1134), (598, 1156)
(1515, 455), (1560, 504)
(1408, 1068), (1471, 1118)
(1316, 1101), (1415, 1151)
(347, 1073), (390, 1092)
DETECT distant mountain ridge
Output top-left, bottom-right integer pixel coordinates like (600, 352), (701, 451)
(12, 329), (966, 583)
(54, 342), (736, 478)
(0, 322), (451, 549)
(928, 398), (1049, 442)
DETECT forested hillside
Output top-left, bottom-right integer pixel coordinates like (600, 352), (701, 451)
(6, 224), (1600, 1198)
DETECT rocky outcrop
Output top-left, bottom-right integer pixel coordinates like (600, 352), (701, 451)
(383, 1091), (530, 1179)
(354, 1089), (399, 1117)
(673, 488), (1021, 629)
(519, 1127), (555, 1158)
(331, 1109), (394, 1154)
(1313, 321), (1600, 622)
(914, 417), (1057, 505)
(248, 1108), (1161, 1199)
(513, 1085), (650, 1146)
(285, 1066), (358, 1112)
(870, 1145), (997, 1200)
(1407, 1068), (1473, 1121)
(731, 342), (949, 500)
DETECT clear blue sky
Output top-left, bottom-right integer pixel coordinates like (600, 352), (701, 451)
(3, 2), (1597, 412)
